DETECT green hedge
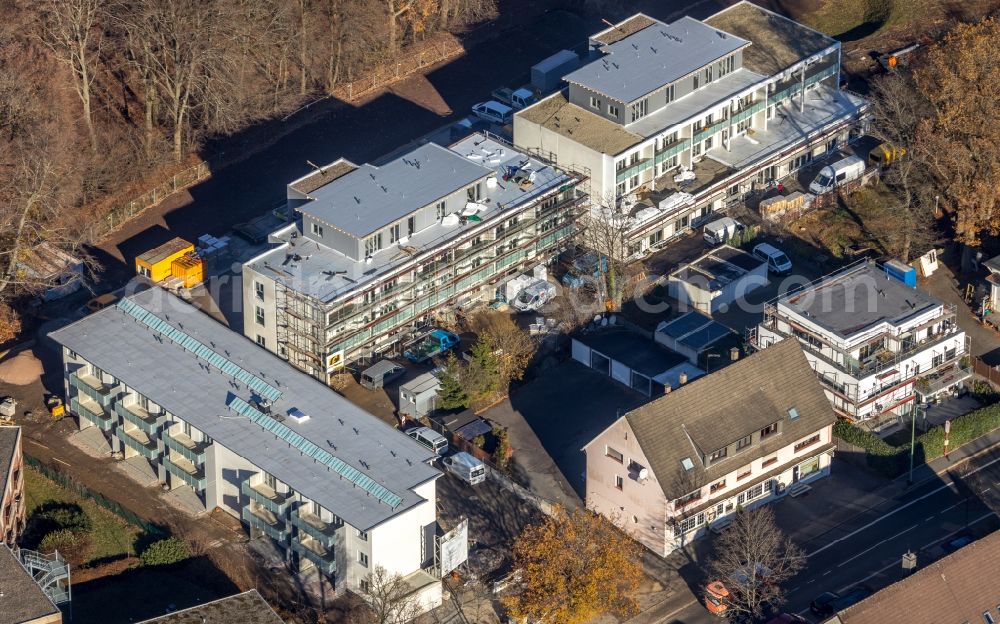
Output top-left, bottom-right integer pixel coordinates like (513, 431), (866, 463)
(834, 402), (1000, 478)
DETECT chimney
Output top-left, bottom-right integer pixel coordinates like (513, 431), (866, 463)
(730, 347), (740, 362)
(679, 371), (688, 385)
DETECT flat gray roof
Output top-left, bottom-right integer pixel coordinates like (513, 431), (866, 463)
(779, 264), (942, 339)
(657, 311), (734, 352)
(0, 546), (61, 624)
(671, 246), (763, 289)
(49, 288), (440, 530)
(576, 330), (687, 377)
(565, 15), (749, 104)
(137, 590), (282, 624)
(297, 142), (491, 239)
(249, 135), (573, 303)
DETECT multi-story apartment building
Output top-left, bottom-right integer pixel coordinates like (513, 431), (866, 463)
(50, 288), (443, 611)
(752, 262), (970, 423)
(583, 339), (836, 556)
(0, 425), (25, 545)
(514, 2), (869, 259)
(242, 134), (587, 378)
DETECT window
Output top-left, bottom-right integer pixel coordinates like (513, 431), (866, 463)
(760, 422), (779, 439)
(389, 223), (401, 243)
(704, 136), (713, 150)
(680, 457), (695, 471)
(664, 84), (675, 104)
(365, 233), (382, 256)
(745, 483), (764, 501)
(255, 335), (265, 347)
(798, 456), (821, 478)
(608, 104), (619, 118)
(616, 159), (627, 172)
(693, 75), (699, 90)
(692, 143), (702, 157)
(407, 216), (415, 236)
(766, 106), (773, 120)
(311, 222), (324, 237)
(615, 475), (624, 490)
(984, 613), (996, 624)
(358, 551), (368, 567)
(616, 182), (626, 196)
(787, 407), (799, 421)
(357, 529), (368, 541)
(708, 447), (727, 463)
(264, 472), (277, 489)
(794, 434), (821, 452)
(466, 183), (481, 201)
(435, 201), (447, 219)
(704, 65), (713, 83)
(590, 96), (602, 110)
(677, 512), (705, 534)
(360, 578), (370, 593)
(710, 479), (726, 494)
(736, 435), (752, 450)
(254, 280), (264, 301)
(182, 421), (192, 437)
(629, 174), (639, 190)
(606, 446), (623, 463)
(737, 464), (752, 480)
(649, 230), (663, 246)
(761, 455), (778, 469)
(676, 490), (702, 508)
(737, 118), (751, 134)
(629, 98), (648, 122)
(254, 306), (265, 326)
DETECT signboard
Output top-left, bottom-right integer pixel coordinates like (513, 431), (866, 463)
(438, 518), (469, 576)
(327, 350), (344, 372)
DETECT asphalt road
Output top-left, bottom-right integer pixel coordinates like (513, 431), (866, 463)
(662, 446), (1000, 624)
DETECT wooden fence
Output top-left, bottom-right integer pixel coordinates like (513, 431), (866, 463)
(973, 355), (1000, 387)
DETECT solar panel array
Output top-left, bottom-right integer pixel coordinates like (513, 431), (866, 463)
(227, 396), (403, 509)
(116, 298), (282, 403)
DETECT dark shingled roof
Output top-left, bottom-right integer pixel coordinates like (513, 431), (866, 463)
(836, 530), (1000, 624)
(705, 1), (836, 76)
(624, 339), (834, 499)
(137, 590), (283, 624)
(0, 545), (61, 624)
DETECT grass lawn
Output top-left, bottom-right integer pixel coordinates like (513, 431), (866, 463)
(802, 0), (932, 40)
(24, 466), (142, 564)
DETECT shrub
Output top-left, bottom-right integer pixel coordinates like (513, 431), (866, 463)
(140, 537), (190, 566)
(39, 529), (77, 553)
(39, 503), (92, 533)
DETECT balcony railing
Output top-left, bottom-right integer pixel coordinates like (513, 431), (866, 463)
(163, 433), (209, 466)
(114, 402), (163, 435)
(117, 427), (160, 460)
(164, 455), (206, 491)
(290, 507), (339, 547)
(767, 64), (839, 107)
(290, 536), (336, 574)
(242, 505), (289, 543)
(69, 371), (121, 406)
(615, 158), (653, 183)
(70, 397), (115, 431)
(241, 479), (292, 515)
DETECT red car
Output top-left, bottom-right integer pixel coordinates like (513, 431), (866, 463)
(703, 581), (730, 616)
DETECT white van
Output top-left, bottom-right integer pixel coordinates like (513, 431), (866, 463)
(442, 452), (486, 485)
(703, 217), (743, 246)
(406, 426), (449, 456)
(808, 155), (865, 195)
(753, 243), (793, 275)
(471, 101), (513, 125)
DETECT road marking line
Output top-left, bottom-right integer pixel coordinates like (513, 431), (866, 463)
(837, 524), (918, 568)
(808, 451), (1000, 557)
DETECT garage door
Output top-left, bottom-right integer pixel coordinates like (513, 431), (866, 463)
(571, 339), (590, 365)
(611, 360), (631, 386)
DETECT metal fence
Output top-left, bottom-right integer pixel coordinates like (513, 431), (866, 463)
(331, 35), (465, 103)
(98, 160), (211, 237)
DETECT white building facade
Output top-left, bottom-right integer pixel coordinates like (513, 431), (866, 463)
(51, 289), (443, 610)
(752, 263), (970, 423)
(514, 2), (869, 260)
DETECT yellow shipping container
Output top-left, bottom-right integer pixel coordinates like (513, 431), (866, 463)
(136, 237), (194, 282)
(170, 254), (205, 288)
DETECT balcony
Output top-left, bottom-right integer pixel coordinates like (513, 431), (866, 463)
(69, 371), (121, 406)
(290, 507), (339, 547)
(114, 402), (164, 435)
(290, 536), (336, 575)
(654, 138), (691, 165)
(164, 433), (209, 466)
(117, 427), (160, 460)
(241, 479), (292, 515)
(70, 397), (115, 431)
(163, 455), (206, 491)
(242, 505), (289, 543)
(615, 158), (653, 183)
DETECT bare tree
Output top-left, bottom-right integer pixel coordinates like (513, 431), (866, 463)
(37, 0), (105, 152)
(353, 565), (420, 624)
(707, 506), (804, 619)
(578, 192), (633, 310)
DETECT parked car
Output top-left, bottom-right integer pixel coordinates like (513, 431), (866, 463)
(753, 242), (793, 275)
(808, 155), (865, 194)
(471, 100), (513, 125)
(359, 359), (405, 390)
(490, 86), (537, 110)
(702, 580), (730, 616)
(810, 584), (873, 617)
(406, 426), (449, 456)
(942, 531), (976, 554)
(441, 452), (486, 485)
(86, 293), (118, 313)
(703, 216), (743, 246)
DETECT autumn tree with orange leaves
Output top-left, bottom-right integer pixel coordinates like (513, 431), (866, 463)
(502, 506), (642, 624)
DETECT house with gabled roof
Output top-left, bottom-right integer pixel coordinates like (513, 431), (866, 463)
(582, 338), (836, 555)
